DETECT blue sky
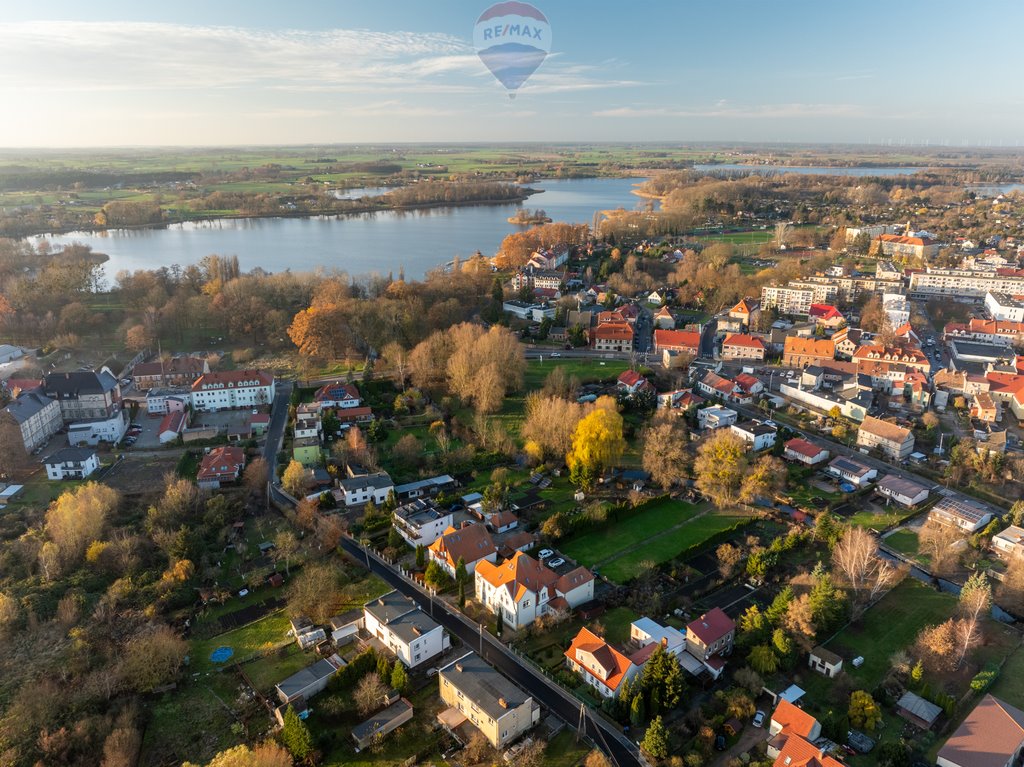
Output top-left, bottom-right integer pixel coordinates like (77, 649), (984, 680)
(0, 0), (1020, 147)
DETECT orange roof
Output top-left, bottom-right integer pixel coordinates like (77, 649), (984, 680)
(428, 524), (496, 569)
(771, 699), (819, 739)
(938, 695), (1024, 767)
(772, 734), (844, 767)
(808, 304), (843, 321)
(730, 297), (759, 315)
(878, 233), (936, 247)
(654, 329), (701, 351)
(853, 344), (928, 368)
(565, 627), (633, 692)
(859, 415), (912, 444)
(723, 333), (766, 350)
(783, 336), (835, 358)
(592, 322), (633, 341)
(197, 446), (245, 481)
(654, 305), (674, 319)
(476, 551), (557, 602)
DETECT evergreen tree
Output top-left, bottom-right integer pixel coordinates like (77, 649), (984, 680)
(765, 586), (793, 625)
(376, 654), (392, 681)
(415, 544), (426, 569)
(281, 705), (314, 761)
(641, 716), (669, 760)
(455, 556), (469, 585)
(391, 661), (409, 694)
(458, 579), (466, 609)
(496, 609), (504, 635)
(630, 692), (646, 727)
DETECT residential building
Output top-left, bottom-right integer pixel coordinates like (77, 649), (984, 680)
(883, 293), (911, 328)
(428, 523), (497, 577)
(654, 329), (701, 355)
(313, 381), (362, 409)
(43, 370), (121, 421)
(761, 285), (815, 316)
(630, 617), (686, 656)
(684, 608), (735, 679)
(363, 590), (447, 667)
(157, 410), (186, 444)
(783, 337), (835, 368)
(873, 233), (940, 260)
(656, 389), (703, 413)
(1, 391), (61, 452)
(986, 292), (1024, 323)
(146, 388), (190, 415)
(876, 474), (930, 507)
(909, 269), (1024, 301)
(832, 327), (864, 360)
(808, 304), (845, 330)
(475, 551), (594, 631)
(730, 420), (778, 451)
(294, 405), (322, 441)
(722, 333), (766, 361)
(439, 652), (540, 748)
(502, 300), (554, 322)
(946, 318), (1024, 347)
(826, 456), (877, 487)
(993, 525), (1024, 559)
(696, 371), (739, 401)
(393, 498), (454, 548)
(352, 699), (414, 750)
(196, 446), (245, 489)
(68, 411), (128, 446)
(769, 699), (821, 743)
(929, 496), (994, 533)
(394, 474), (457, 500)
(132, 356), (209, 390)
(856, 416), (915, 460)
(789, 280), (841, 305)
(44, 447), (99, 480)
(591, 321), (634, 352)
(937, 695), (1024, 767)
(339, 472), (394, 506)
(275, 654), (345, 704)
(697, 405), (737, 430)
(526, 246), (568, 271)
(770, 731), (842, 767)
(808, 646), (843, 678)
(565, 627), (639, 698)
(653, 304), (675, 329)
(190, 370), (275, 412)
(783, 438), (829, 466)
(728, 297), (761, 330)
(617, 370), (654, 396)
(292, 437), (321, 467)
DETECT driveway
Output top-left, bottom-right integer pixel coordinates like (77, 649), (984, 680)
(709, 721), (770, 766)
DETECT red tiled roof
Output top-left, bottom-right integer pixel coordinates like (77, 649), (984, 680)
(428, 524), (496, 569)
(772, 699), (819, 739)
(723, 333), (766, 350)
(686, 607), (735, 645)
(192, 369), (273, 392)
(785, 438), (825, 459)
(772, 733), (843, 767)
(734, 373), (761, 392)
(158, 411), (185, 435)
(197, 446), (245, 481)
(655, 329), (701, 351)
(565, 627), (633, 692)
(809, 304), (843, 320)
(618, 370), (645, 388)
(592, 322), (634, 341)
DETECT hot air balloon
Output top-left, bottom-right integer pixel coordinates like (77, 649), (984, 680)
(473, 2), (551, 99)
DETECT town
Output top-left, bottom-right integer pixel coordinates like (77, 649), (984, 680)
(3, 166), (1024, 767)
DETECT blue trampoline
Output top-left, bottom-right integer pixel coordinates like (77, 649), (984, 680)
(210, 646), (234, 663)
(839, 482), (856, 493)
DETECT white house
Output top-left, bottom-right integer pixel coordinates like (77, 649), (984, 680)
(392, 498), (454, 548)
(565, 627), (640, 699)
(190, 369), (275, 412)
(697, 405), (737, 430)
(363, 590), (448, 667)
(826, 455), (877, 487)
(876, 474), (930, 507)
(145, 388), (190, 415)
(313, 381), (361, 409)
(339, 472), (394, 507)
(428, 523), (497, 577)
(474, 551), (594, 631)
(44, 447), (100, 480)
(729, 420), (778, 451)
(783, 438), (830, 466)
(993, 525), (1024, 559)
(68, 411), (128, 446)
(630, 617), (686, 656)
(929, 496), (994, 533)
(157, 411), (187, 444)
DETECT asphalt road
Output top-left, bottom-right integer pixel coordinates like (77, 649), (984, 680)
(699, 318), (718, 359)
(338, 537), (644, 767)
(263, 382), (291, 491)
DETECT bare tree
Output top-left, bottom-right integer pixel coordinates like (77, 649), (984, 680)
(955, 573), (991, 668)
(273, 531), (299, 576)
(832, 527), (904, 617)
(919, 520), (962, 576)
(355, 672), (388, 716)
(717, 543), (743, 579)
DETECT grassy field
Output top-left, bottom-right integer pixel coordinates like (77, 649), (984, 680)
(823, 579), (955, 689)
(987, 641), (1024, 710)
(191, 610), (293, 672)
(521, 358), (633, 392)
(559, 498), (702, 566)
(884, 529), (922, 558)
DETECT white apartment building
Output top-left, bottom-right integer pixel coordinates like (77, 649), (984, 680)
(760, 285), (814, 315)
(475, 552), (594, 631)
(2, 391), (62, 452)
(190, 370), (275, 412)
(363, 591), (448, 667)
(883, 293), (910, 328)
(986, 292), (1024, 323)
(909, 270), (1024, 301)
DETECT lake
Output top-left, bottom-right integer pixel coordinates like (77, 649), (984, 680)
(693, 164), (925, 177)
(34, 177), (648, 281)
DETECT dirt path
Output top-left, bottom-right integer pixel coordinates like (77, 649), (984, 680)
(592, 508), (712, 567)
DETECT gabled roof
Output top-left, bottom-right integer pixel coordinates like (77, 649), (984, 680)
(723, 333), (766, 350)
(618, 370), (645, 388)
(192, 369), (273, 392)
(858, 415), (912, 445)
(314, 381), (360, 402)
(45, 446), (97, 466)
(654, 329), (701, 350)
(783, 336), (835, 358)
(44, 370), (118, 397)
(3, 391), (56, 424)
(158, 410), (185, 435)
(771, 733), (843, 767)
(771, 699), (819, 739)
(808, 304), (843, 320)
(734, 373), (761, 392)
(197, 446), (245, 481)
(476, 551), (557, 602)
(592, 322), (633, 341)
(686, 607), (735, 645)
(730, 297), (760, 315)
(565, 627), (633, 691)
(429, 524), (496, 568)
(785, 438), (826, 459)
(937, 695), (1024, 767)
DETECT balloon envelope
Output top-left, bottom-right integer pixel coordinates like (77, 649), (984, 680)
(473, 2), (551, 94)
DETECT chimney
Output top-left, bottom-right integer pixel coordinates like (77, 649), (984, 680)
(455, 662), (463, 672)
(661, 637), (668, 647)
(498, 697), (508, 709)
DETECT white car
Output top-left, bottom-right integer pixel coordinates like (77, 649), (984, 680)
(753, 711), (765, 727)
(547, 558), (566, 568)
(538, 548), (554, 560)
(550, 352), (561, 357)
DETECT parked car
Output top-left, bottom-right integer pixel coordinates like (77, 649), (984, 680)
(753, 711), (765, 728)
(547, 558), (566, 568)
(550, 352), (561, 357)
(714, 735), (726, 751)
(537, 549), (554, 560)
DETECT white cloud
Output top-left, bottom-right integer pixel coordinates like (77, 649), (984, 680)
(593, 103), (869, 119)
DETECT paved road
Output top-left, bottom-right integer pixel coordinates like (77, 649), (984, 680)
(338, 537), (644, 767)
(699, 318), (718, 359)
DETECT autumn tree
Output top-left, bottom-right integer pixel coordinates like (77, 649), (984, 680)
(749, 645), (780, 674)
(918, 519), (961, 576)
(0, 414), (32, 477)
(281, 459), (312, 498)
(913, 619), (958, 673)
(641, 417), (689, 489)
(848, 690), (882, 731)
(287, 561), (340, 623)
(567, 406), (626, 489)
(717, 543), (743, 579)
(121, 624), (188, 693)
(44, 482), (120, 574)
(125, 323), (151, 352)
(694, 430), (748, 507)
(243, 456), (269, 497)
(998, 557), (1024, 615)
(273, 531), (299, 576)
(783, 594), (818, 651)
(584, 750), (612, 767)
(356, 672), (389, 716)
(740, 455), (786, 504)
(183, 742), (293, 767)
(832, 527), (904, 617)
(521, 394), (585, 463)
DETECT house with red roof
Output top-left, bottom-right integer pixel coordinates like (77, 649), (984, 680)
(769, 698), (822, 743)
(656, 389), (704, 413)
(475, 551), (594, 630)
(653, 304), (676, 329)
(728, 298), (761, 330)
(684, 607), (735, 679)
(565, 627), (640, 698)
(808, 304), (845, 329)
(428, 523), (497, 577)
(722, 333), (767, 361)
(197, 446), (246, 490)
(591, 321), (634, 353)
(784, 438), (830, 466)
(617, 370), (654, 396)
(654, 329), (701, 355)
(313, 381), (361, 409)
(157, 410), (187, 444)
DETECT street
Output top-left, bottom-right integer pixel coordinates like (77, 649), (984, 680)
(338, 537), (644, 767)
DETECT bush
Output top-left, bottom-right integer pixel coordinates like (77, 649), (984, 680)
(970, 664), (999, 692)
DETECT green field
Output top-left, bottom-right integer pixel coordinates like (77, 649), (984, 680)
(823, 579), (955, 689)
(521, 357), (633, 391)
(559, 498), (702, 566)
(884, 529), (922, 558)
(602, 510), (753, 583)
(191, 610), (292, 672)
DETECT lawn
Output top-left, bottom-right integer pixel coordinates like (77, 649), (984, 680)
(542, 729), (592, 767)
(521, 358), (632, 392)
(602, 510), (753, 583)
(191, 610), (293, 672)
(884, 529), (921, 558)
(602, 606), (641, 646)
(559, 498), (701, 566)
(985, 641), (1024, 710)
(822, 579), (956, 689)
